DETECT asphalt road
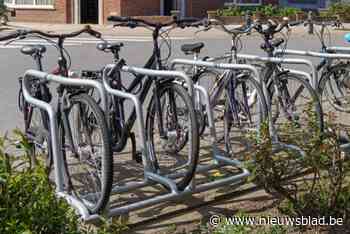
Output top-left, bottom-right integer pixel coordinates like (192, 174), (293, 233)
(0, 28), (349, 133)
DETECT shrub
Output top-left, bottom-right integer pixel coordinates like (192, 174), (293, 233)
(0, 134), (81, 234)
(320, 3), (350, 21)
(248, 109), (350, 231)
(0, 132), (128, 234)
(217, 5), (301, 17)
(0, 0), (9, 25)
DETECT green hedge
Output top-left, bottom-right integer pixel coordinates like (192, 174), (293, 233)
(217, 4), (302, 17)
(320, 3), (350, 21)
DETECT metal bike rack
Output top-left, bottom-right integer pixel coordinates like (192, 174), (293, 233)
(73, 64), (252, 222)
(171, 58), (307, 157)
(236, 53), (318, 89)
(274, 49), (350, 88)
(327, 47), (350, 54)
(21, 69), (108, 219)
(273, 48), (350, 151)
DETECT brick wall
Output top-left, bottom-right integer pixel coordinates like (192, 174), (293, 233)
(10, 0), (71, 23)
(120, 0), (160, 16)
(104, 0), (121, 24)
(187, 0), (224, 17)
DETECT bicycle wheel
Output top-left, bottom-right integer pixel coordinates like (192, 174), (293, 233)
(319, 63), (350, 113)
(60, 93), (112, 214)
(146, 82), (199, 191)
(319, 63), (350, 141)
(20, 79), (52, 171)
(269, 73), (324, 146)
(223, 74), (268, 159)
(24, 103), (52, 170)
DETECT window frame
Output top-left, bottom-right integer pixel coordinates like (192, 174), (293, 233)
(4, 0), (55, 9)
(224, 0), (262, 6)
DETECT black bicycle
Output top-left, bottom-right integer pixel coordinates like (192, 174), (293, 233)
(88, 16), (200, 191)
(0, 26), (113, 214)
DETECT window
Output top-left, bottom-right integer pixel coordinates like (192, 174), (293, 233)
(224, 0), (262, 6)
(4, 0), (54, 9)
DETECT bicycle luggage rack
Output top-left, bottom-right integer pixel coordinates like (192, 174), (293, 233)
(77, 64), (249, 222)
(21, 69), (108, 218)
(274, 49), (350, 88)
(171, 58), (308, 157)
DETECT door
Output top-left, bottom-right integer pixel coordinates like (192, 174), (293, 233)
(164, 0), (174, 16)
(81, 0), (98, 24)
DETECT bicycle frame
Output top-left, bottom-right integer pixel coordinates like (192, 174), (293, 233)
(104, 25), (193, 151)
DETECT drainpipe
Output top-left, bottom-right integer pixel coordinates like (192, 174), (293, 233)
(99, 0), (103, 24)
(181, 0), (186, 17)
(160, 0), (164, 15)
(74, 0), (80, 24)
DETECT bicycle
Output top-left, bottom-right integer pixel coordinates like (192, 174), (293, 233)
(173, 19), (269, 158)
(276, 20), (350, 142)
(0, 26), (113, 214)
(189, 18), (324, 151)
(238, 19), (324, 145)
(87, 16), (201, 191)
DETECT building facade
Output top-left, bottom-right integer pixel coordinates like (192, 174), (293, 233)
(4, 0), (330, 24)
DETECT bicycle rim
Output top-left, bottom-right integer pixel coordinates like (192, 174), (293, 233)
(61, 93), (112, 214)
(146, 83), (199, 191)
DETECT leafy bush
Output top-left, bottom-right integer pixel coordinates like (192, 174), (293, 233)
(217, 5), (302, 17)
(248, 108), (350, 231)
(320, 3), (350, 21)
(0, 132), (127, 234)
(0, 134), (81, 234)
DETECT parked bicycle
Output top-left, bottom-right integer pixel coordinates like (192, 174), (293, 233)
(186, 18), (324, 150)
(173, 19), (269, 158)
(85, 16), (202, 191)
(0, 26), (113, 214)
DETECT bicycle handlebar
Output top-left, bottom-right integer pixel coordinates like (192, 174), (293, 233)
(189, 18), (290, 37)
(0, 31), (21, 41)
(108, 15), (202, 29)
(0, 25), (101, 41)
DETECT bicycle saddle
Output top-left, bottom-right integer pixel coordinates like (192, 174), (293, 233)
(97, 42), (124, 52)
(20, 45), (46, 56)
(181, 42), (205, 55)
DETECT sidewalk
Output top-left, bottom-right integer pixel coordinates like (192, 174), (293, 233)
(3, 22), (225, 38)
(3, 21), (340, 39)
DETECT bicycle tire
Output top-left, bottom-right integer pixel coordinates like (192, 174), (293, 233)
(318, 63), (350, 113)
(146, 82), (199, 191)
(269, 72), (324, 144)
(60, 93), (113, 214)
(20, 80), (52, 171)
